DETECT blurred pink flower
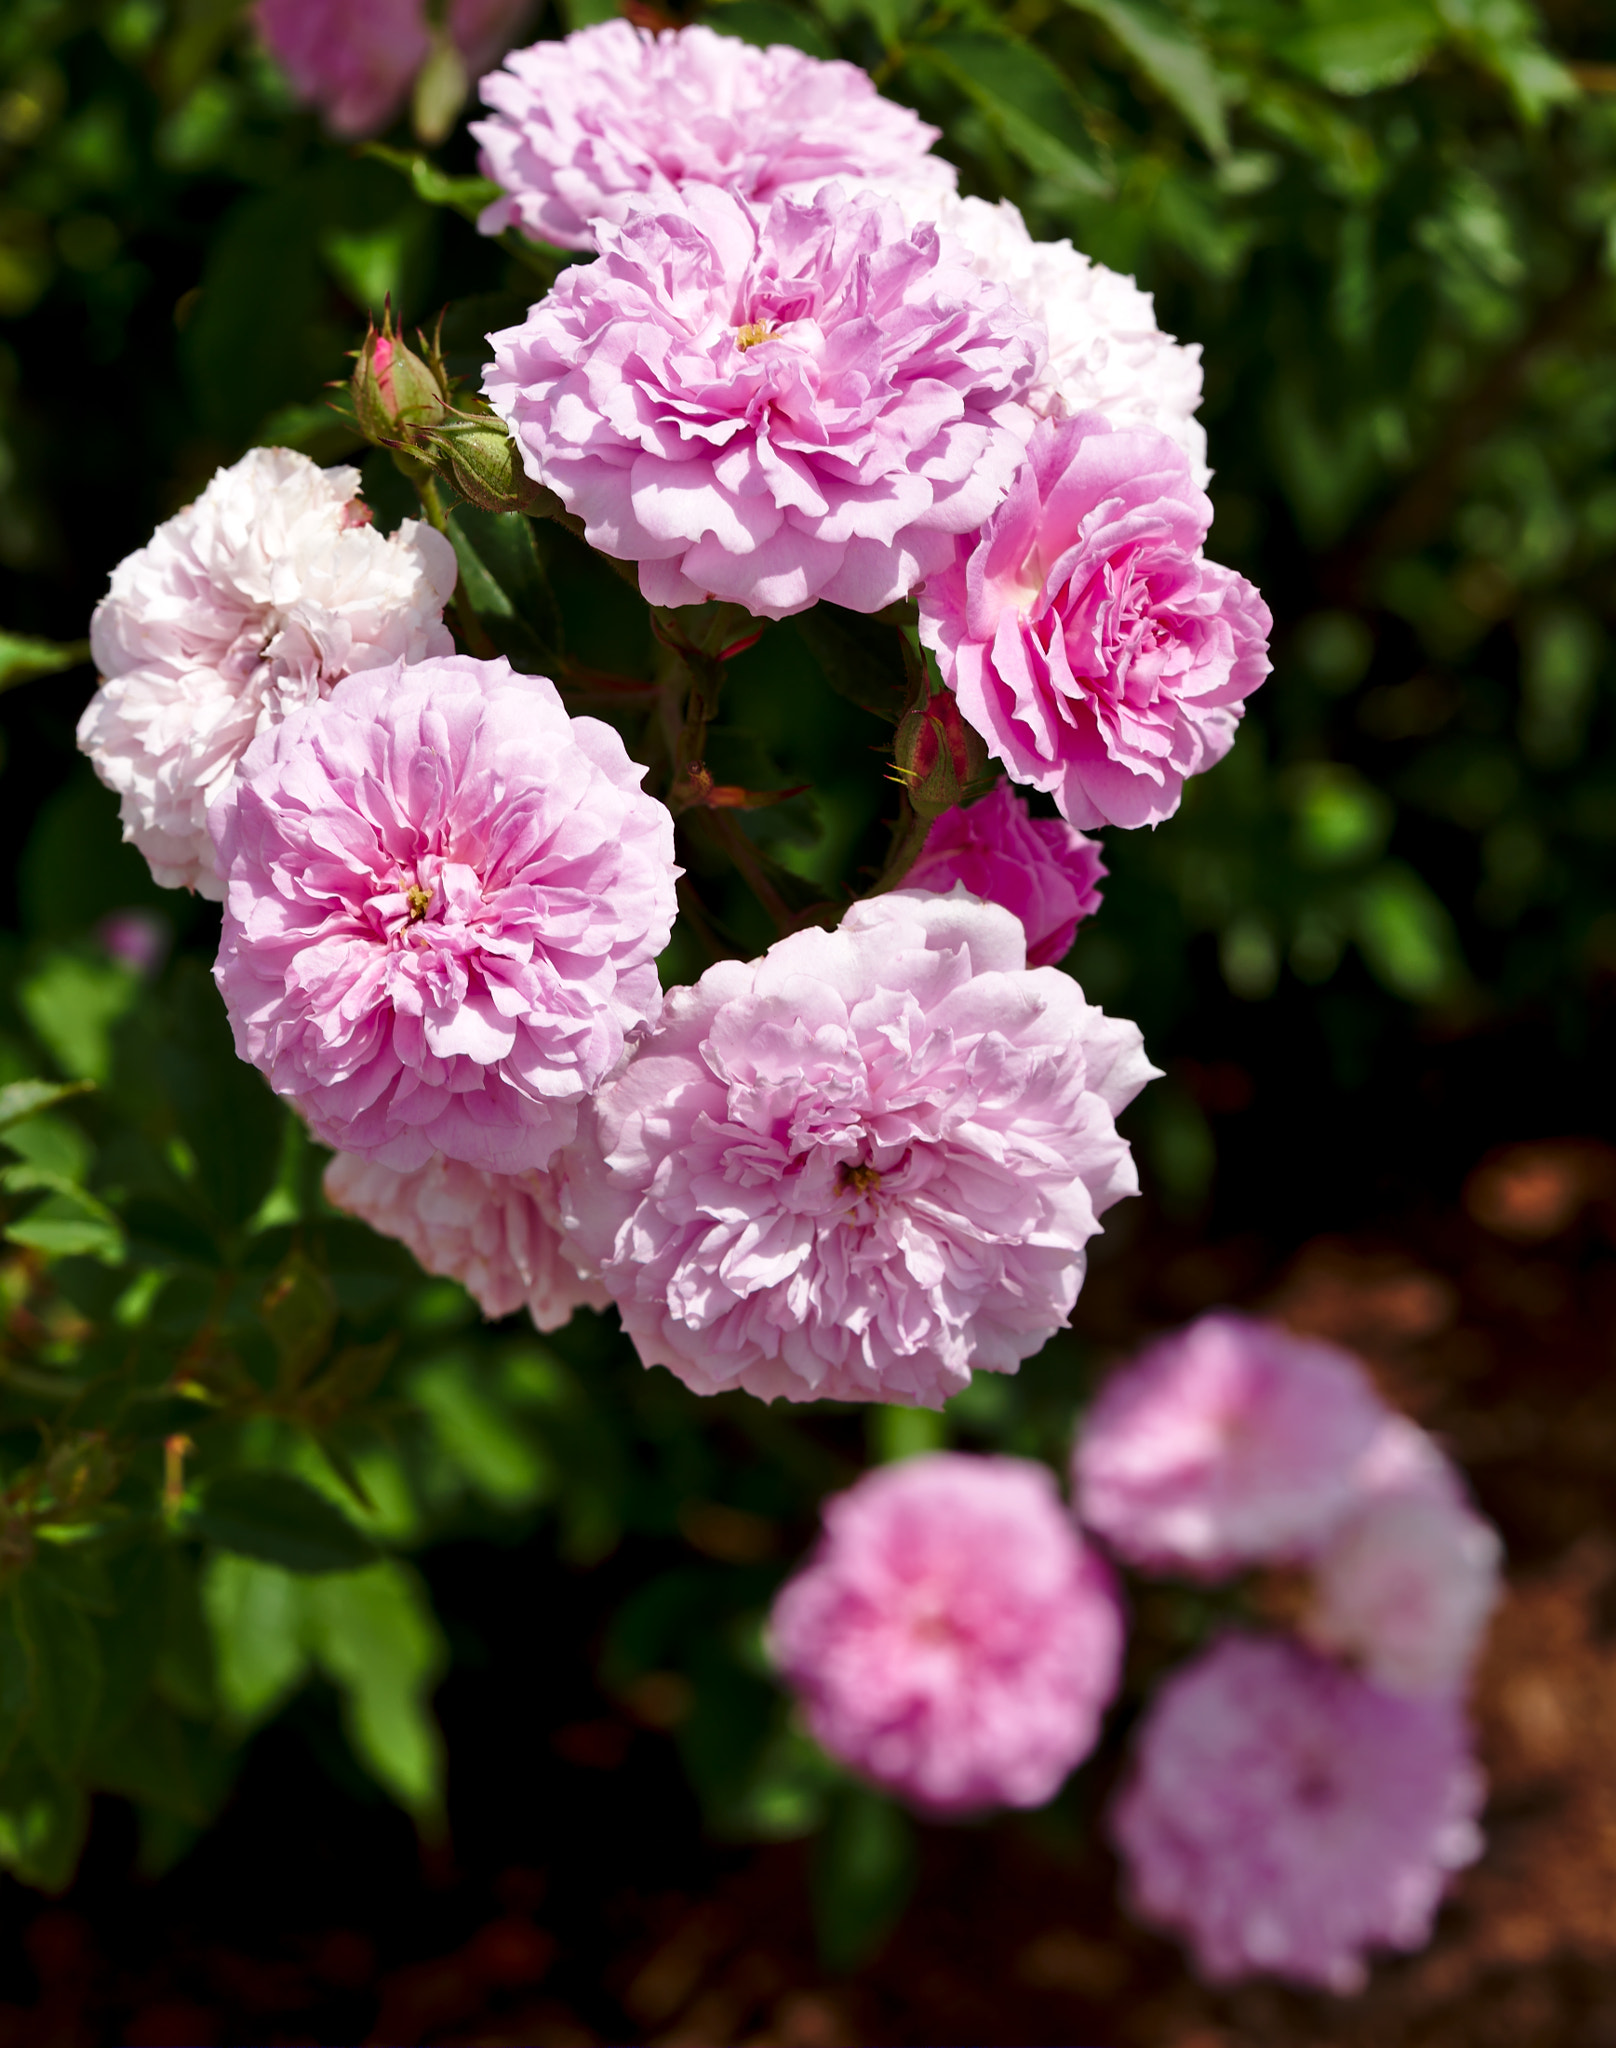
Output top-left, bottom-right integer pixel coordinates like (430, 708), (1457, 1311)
(80, 448), (456, 899)
(484, 181), (1042, 619)
(770, 1453), (1124, 1813)
(559, 890), (1155, 1406)
(473, 21), (953, 250)
(1111, 1633), (1483, 1991)
(95, 909), (170, 978)
(324, 1150), (606, 1329)
(1305, 1417), (1502, 1697)
(919, 412), (1271, 830)
(256, 0), (536, 139)
(905, 779), (1104, 967)
(211, 654), (676, 1176)
(1072, 1312), (1387, 1576)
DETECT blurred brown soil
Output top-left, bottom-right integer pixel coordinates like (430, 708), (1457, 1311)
(3, 1138), (1616, 2047)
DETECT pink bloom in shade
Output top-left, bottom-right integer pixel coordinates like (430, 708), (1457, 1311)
(324, 1150), (607, 1330)
(483, 181), (1043, 620)
(904, 780), (1104, 967)
(1304, 1418), (1502, 1697)
(472, 21), (954, 251)
(1072, 1313), (1387, 1577)
(79, 448), (456, 899)
(769, 1453), (1124, 1814)
(95, 909), (169, 978)
(1110, 1633), (1484, 1992)
(918, 412), (1272, 831)
(255, 0), (428, 137)
(256, 0), (536, 139)
(210, 655), (676, 1176)
(559, 891), (1156, 1407)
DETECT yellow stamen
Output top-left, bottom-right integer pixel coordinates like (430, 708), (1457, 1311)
(841, 1161), (881, 1198)
(735, 320), (777, 351)
(405, 884), (433, 923)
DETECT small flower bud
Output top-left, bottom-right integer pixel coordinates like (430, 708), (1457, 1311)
(424, 417), (547, 514)
(351, 308), (450, 450)
(893, 690), (991, 819)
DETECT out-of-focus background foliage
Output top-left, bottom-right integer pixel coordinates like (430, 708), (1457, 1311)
(0, 0), (1614, 2034)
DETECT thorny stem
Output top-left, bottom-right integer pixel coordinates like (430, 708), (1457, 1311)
(865, 791), (932, 898)
(698, 809), (796, 934)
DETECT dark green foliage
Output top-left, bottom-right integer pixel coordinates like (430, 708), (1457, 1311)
(0, 0), (1610, 1940)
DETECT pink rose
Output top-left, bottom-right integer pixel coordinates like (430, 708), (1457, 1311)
(905, 779), (1104, 967)
(919, 412), (1271, 830)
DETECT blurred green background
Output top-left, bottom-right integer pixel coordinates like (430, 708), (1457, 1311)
(0, 0), (1611, 1978)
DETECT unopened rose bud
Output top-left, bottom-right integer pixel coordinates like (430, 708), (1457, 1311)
(893, 689), (991, 819)
(351, 308), (449, 450)
(424, 416), (547, 514)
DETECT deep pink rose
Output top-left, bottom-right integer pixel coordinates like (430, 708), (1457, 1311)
(770, 1453), (1124, 1814)
(905, 779), (1104, 967)
(919, 412), (1272, 829)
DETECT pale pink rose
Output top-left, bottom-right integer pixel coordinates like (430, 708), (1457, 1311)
(256, 0), (536, 139)
(1304, 1418), (1502, 1697)
(881, 192), (1209, 487)
(79, 448), (456, 899)
(473, 21), (954, 250)
(483, 181), (1042, 620)
(905, 780), (1104, 967)
(1111, 1633), (1484, 1992)
(324, 1150), (606, 1330)
(211, 655), (676, 1176)
(560, 891), (1156, 1407)
(919, 412), (1271, 830)
(769, 1453), (1124, 1814)
(1073, 1313), (1387, 1576)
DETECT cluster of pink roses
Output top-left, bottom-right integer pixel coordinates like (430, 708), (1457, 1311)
(73, 19), (1498, 2000)
(77, 18), (1280, 1407)
(769, 1313), (1499, 1992)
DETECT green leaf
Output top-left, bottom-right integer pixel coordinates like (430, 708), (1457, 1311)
(1354, 863), (1468, 1002)
(705, 0), (838, 59)
(790, 606), (908, 723)
(0, 1601), (35, 1772)
(202, 1553), (311, 1726)
(154, 1550), (216, 1720)
(31, 1542), (115, 1615)
(159, 963), (284, 1233)
(192, 1470), (378, 1576)
(305, 1562), (447, 1819)
(1060, 0), (1229, 155)
(0, 1080), (94, 1135)
(408, 1354), (552, 1510)
(14, 1577), (102, 1774)
(811, 1783), (917, 1973)
(1276, 0), (1442, 95)
(86, 1698), (206, 1821)
(259, 1247), (338, 1394)
(0, 632), (90, 695)
(18, 949), (141, 1084)
(448, 505), (565, 673)
(93, 1546), (168, 1738)
(5, 1188), (126, 1264)
(0, 1743), (89, 1892)
(359, 141), (503, 224)
(1434, 0), (1577, 121)
(920, 30), (1108, 192)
